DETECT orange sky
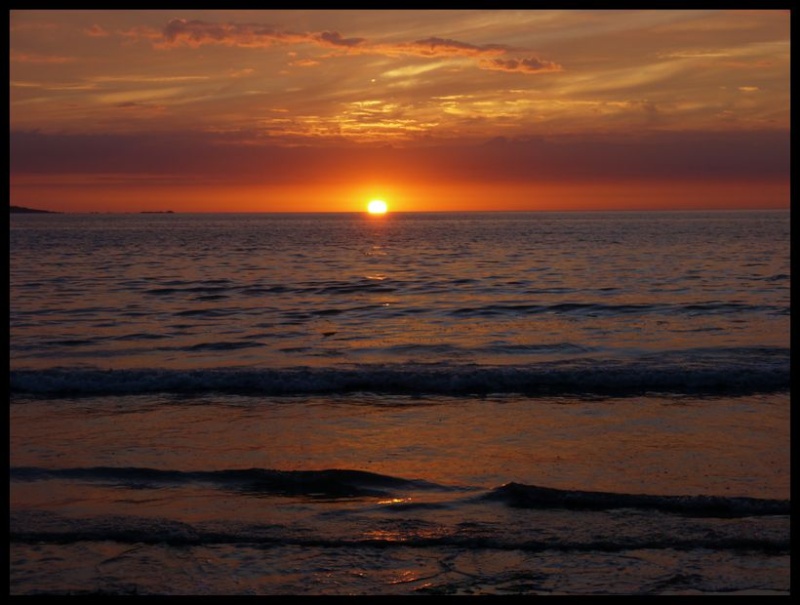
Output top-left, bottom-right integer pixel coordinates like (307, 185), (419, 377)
(9, 10), (790, 213)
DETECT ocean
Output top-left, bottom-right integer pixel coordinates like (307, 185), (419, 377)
(9, 210), (790, 595)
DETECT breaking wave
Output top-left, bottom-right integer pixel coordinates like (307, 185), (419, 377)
(10, 347), (789, 398)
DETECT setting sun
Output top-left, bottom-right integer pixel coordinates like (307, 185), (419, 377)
(367, 200), (388, 214)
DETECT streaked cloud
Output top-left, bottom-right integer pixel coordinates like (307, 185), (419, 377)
(229, 68), (256, 77)
(288, 58), (320, 68)
(89, 75), (211, 84)
(10, 51), (75, 64)
(11, 80), (97, 92)
(95, 87), (189, 105)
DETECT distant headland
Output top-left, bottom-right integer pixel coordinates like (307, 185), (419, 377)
(10, 205), (59, 214)
(10, 206), (180, 214)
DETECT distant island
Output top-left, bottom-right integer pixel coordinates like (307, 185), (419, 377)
(140, 210), (175, 214)
(10, 205), (59, 214)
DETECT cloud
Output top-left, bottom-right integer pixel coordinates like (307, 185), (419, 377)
(10, 51), (75, 64)
(10, 80), (96, 91)
(391, 37), (509, 58)
(480, 57), (563, 74)
(128, 18), (561, 75)
(289, 59), (320, 68)
(9, 129), (789, 186)
(314, 30), (365, 48)
(159, 19), (304, 49)
(114, 101), (168, 115)
(9, 20), (60, 32)
(89, 75), (211, 83)
(84, 24), (110, 37)
(118, 25), (163, 41)
(228, 68), (256, 77)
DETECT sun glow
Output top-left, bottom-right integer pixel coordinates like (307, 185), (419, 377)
(367, 199), (388, 214)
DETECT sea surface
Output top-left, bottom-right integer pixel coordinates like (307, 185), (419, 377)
(10, 210), (790, 595)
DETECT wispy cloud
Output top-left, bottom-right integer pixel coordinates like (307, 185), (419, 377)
(10, 51), (75, 64)
(228, 68), (256, 77)
(115, 101), (168, 115)
(11, 80), (96, 91)
(89, 75), (211, 83)
(289, 58), (321, 68)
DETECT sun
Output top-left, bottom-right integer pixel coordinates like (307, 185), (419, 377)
(367, 199), (388, 214)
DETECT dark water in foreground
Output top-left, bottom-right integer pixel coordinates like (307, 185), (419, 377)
(10, 211), (789, 594)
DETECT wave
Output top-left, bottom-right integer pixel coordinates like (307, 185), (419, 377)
(11, 466), (789, 519)
(132, 275), (789, 319)
(10, 466), (443, 499)
(483, 482), (790, 518)
(10, 466), (789, 557)
(10, 347), (789, 397)
(441, 301), (785, 318)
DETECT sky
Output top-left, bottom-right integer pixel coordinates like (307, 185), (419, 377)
(9, 9), (790, 213)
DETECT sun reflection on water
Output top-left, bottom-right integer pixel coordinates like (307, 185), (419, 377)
(377, 497), (411, 505)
